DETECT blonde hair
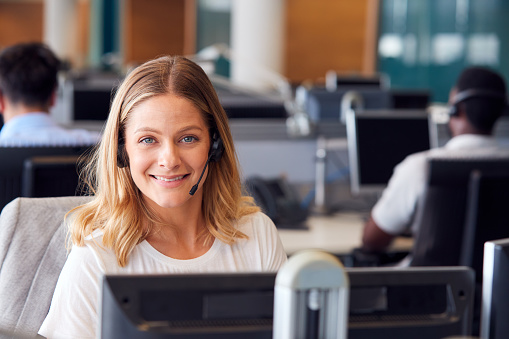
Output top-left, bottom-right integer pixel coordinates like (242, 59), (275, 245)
(69, 56), (259, 266)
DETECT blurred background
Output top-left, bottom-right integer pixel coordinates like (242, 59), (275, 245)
(1, 0), (508, 213)
(2, 0), (508, 100)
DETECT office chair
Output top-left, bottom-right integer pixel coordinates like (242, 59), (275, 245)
(0, 196), (92, 337)
(408, 156), (509, 336)
(410, 155), (509, 268)
(460, 170), (509, 280)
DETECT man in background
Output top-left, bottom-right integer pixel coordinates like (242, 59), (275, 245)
(0, 42), (100, 145)
(361, 66), (508, 253)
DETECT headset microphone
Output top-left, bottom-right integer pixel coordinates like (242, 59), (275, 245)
(189, 153), (213, 196)
(189, 131), (224, 196)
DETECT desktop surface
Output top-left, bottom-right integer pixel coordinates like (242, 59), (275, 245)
(276, 211), (412, 256)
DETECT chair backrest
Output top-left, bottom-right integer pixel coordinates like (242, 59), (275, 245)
(460, 170), (509, 281)
(0, 146), (93, 211)
(0, 196), (92, 337)
(410, 156), (509, 268)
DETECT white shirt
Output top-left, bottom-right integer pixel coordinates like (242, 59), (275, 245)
(38, 212), (287, 339)
(372, 134), (507, 236)
(0, 112), (100, 146)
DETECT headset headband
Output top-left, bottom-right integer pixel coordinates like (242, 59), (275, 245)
(452, 89), (507, 106)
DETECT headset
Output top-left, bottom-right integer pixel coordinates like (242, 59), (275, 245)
(117, 129), (224, 195)
(189, 130), (224, 195)
(448, 89), (508, 117)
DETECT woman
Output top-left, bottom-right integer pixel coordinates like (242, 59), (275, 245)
(39, 56), (287, 338)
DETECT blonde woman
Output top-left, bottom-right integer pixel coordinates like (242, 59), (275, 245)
(39, 56), (287, 338)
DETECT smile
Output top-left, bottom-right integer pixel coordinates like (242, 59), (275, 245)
(153, 175), (185, 182)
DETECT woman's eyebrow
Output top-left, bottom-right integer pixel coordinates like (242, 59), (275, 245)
(133, 127), (160, 134)
(133, 125), (205, 134)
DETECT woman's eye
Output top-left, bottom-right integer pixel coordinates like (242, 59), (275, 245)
(181, 136), (196, 143)
(141, 137), (155, 144)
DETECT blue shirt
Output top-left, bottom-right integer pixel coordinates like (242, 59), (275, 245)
(0, 113), (101, 146)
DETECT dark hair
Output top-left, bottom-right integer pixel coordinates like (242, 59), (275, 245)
(455, 66), (507, 133)
(0, 42), (61, 106)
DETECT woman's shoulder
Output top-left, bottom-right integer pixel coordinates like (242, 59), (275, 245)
(237, 211), (277, 236)
(69, 229), (117, 271)
(238, 211), (273, 225)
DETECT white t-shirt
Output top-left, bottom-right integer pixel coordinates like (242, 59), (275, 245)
(372, 134), (507, 236)
(38, 212), (287, 339)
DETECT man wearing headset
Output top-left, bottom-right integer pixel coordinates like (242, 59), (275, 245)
(361, 66), (508, 254)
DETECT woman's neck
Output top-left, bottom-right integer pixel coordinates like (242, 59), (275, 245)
(144, 197), (213, 259)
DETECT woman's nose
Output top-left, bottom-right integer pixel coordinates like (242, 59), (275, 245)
(158, 143), (181, 169)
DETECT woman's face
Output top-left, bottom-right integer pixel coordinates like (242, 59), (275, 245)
(124, 93), (211, 212)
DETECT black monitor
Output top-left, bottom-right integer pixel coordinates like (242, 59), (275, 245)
(0, 145), (93, 211)
(21, 155), (88, 198)
(101, 267), (474, 339)
(346, 109), (433, 195)
(390, 90), (430, 109)
(305, 88), (393, 122)
(325, 71), (387, 91)
(347, 266), (474, 339)
(481, 238), (509, 339)
(61, 74), (121, 122)
(100, 273), (276, 339)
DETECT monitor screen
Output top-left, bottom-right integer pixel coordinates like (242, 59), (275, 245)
(21, 155), (87, 198)
(346, 109), (432, 195)
(481, 238), (509, 339)
(390, 90), (430, 109)
(60, 75), (121, 123)
(72, 83), (116, 121)
(101, 267), (474, 339)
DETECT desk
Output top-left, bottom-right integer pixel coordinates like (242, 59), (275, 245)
(278, 212), (413, 256)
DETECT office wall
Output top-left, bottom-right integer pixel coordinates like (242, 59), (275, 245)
(0, 0), (377, 84)
(122, 0), (196, 66)
(285, 0), (378, 83)
(0, 1), (43, 48)
(378, 0), (509, 102)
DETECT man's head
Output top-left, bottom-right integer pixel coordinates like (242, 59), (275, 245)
(0, 42), (61, 111)
(448, 67), (507, 135)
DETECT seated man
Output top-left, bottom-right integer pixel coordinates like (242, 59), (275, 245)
(362, 66), (508, 253)
(0, 42), (100, 145)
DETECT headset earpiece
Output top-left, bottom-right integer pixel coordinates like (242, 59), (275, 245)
(448, 105), (459, 117)
(209, 130), (224, 162)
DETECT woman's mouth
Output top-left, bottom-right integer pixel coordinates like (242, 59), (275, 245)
(152, 175), (187, 182)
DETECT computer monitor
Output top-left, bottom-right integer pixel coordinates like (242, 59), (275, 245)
(304, 88), (393, 122)
(0, 145), (92, 211)
(347, 266), (474, 339)
(60, 74), (121, 123)
(100, 273), (276, 339)
(21, 155), (88, 198)
(101, 267), (474, 339)
(346, 109), (433, 195)
(481, 238), (509, 339)
(390, 90), (430, 109)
